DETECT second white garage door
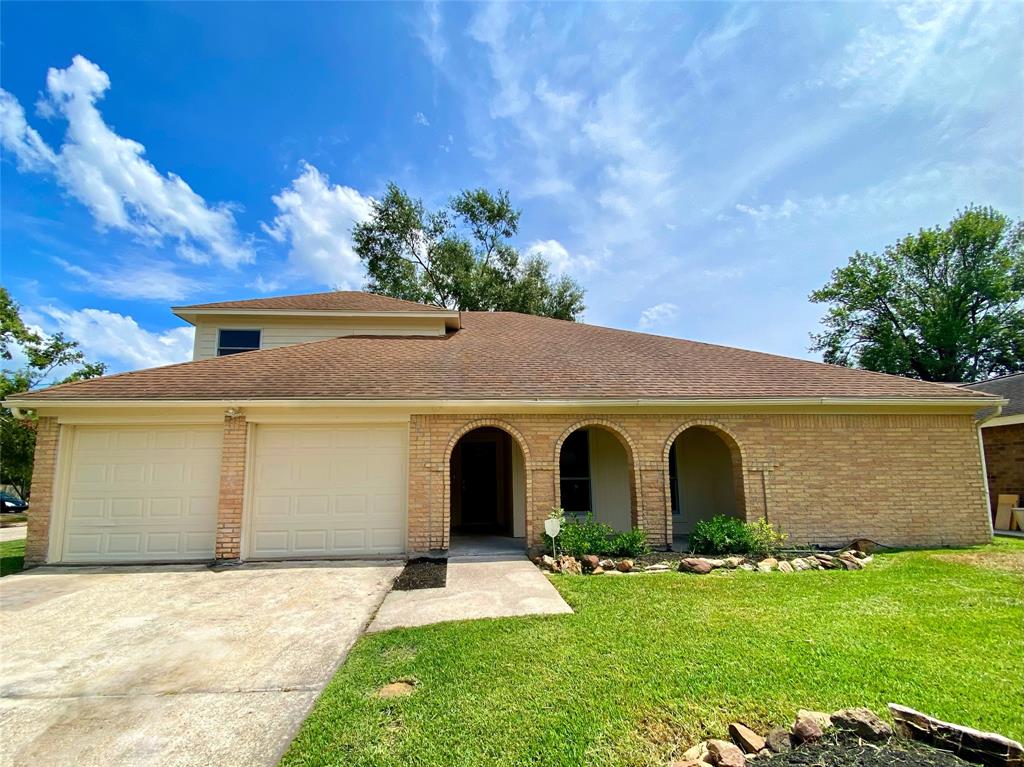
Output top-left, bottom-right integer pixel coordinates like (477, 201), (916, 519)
(248, 424), (407, 558)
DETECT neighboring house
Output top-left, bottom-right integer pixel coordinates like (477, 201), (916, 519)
(5, 291), (1002, 567)
(962, 373), (1024, 520)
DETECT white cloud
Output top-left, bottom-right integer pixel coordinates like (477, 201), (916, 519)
(38, 306), (194, 371)
(525, 239), (596, 277)
(414, 111), (430, 126)
(638, 302), (679, 330)
(0, 55), (252, 267)
(416, 0), (447, 68)
(246, 275), (285, 294)
(52, 257), (203, 302)
(682, 7), (759, 90)
(735, 198), (800, 222)
(262, 162), (374, 288)
(0, 90), (57, 171)
(468, 3), (530, 119)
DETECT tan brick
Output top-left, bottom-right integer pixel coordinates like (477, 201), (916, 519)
(406, 412), (991, 551)
(215, 413), (248, 560)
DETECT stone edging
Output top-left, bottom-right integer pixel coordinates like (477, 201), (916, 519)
(534, 549), (873, 576)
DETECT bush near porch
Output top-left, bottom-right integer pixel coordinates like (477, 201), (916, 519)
(280, 539), (1024, 767)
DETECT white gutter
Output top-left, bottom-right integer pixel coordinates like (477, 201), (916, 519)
(2, 395), (1007, 410)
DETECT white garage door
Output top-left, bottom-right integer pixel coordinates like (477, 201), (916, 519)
(62, 425), (222, 562)
(248, 424), (407, 558)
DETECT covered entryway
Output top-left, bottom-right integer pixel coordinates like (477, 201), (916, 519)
(247, 424), (407, 558)
(668, 425), (745, 537)
(557, 425), (635, 531)
(59, 425), (221, 563)
(449, 427), (526, 543)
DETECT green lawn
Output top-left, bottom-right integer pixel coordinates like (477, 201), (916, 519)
(281, 540), (1024, 767)
(0, 538), (25, 577)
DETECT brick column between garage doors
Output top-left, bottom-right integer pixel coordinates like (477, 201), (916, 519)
(215, 413), (248, 560)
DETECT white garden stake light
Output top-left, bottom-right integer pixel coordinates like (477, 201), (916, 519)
(544, 515), (562, 559)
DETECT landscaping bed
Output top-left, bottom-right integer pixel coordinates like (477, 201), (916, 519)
(393, 557), (447, 590)
(756, 731), (972, 767)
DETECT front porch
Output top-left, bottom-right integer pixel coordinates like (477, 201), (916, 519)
(407, 414), (753, 555)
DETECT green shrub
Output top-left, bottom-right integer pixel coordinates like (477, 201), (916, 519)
(546, 513), (615, 558)
(747, 518), (787, 557)
(610, 528), (651, 558)
(544, 513), (651, 559)
(689, 515), (753, 555)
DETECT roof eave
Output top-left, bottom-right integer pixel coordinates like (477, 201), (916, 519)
(4, 395), (1006, 411)
(171, 307), (461, 329)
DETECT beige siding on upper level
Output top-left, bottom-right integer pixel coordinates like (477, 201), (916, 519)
(192, 315), (448, 360)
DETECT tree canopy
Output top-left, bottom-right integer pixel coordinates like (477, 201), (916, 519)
(1, 287), (106, 497)
(352, 184), (585, 320)
(810, 205), (1024, 382)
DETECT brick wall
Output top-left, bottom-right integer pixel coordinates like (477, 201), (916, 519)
(981, 423), (1024, 515)
(215, 413), (248, 560)
(24, 416), (59, 567)
(408, 412), (991, 552)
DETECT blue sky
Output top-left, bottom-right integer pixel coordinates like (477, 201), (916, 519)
(2, 1), (1022, 374)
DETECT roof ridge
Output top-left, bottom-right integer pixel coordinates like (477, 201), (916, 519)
(175, 290), (450, 312)
(962, 371), (1024, 385)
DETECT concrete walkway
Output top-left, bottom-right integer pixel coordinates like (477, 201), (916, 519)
(368, 555), (572, 633)
(0, 560), (401, 767)
(0, 523), (27, 543)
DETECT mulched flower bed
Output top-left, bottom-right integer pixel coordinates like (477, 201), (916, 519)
(757, 731), (973, 767)
(393, 557), (447, 590)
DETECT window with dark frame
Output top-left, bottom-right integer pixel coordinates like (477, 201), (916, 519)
(216, 329), (261, 356)
(669, 442), (680, 515)
(559, 429), (592, 517)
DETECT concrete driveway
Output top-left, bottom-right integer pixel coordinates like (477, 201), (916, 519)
(0, 560), (401, 767)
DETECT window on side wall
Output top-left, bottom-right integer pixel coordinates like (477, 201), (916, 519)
(559, 429), (592, 518)
(216, 329), (261, 356)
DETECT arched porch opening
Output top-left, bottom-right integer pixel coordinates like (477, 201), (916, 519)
(666, 425), (746, 543)
(449, 426), (528, 545)
(555, 424), (638, 532)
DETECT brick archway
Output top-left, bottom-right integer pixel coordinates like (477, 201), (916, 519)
(553, 419), (642, 529)
(442, 419), (533, 550)
(662, 420), (748, 536)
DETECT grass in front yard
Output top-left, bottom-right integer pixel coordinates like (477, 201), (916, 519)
(281, 540), (1024, 767)
(0, 538), (25, 577)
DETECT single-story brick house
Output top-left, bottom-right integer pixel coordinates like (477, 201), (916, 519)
(963, 373), (1023, 520)
(6, 291), (1002, 567)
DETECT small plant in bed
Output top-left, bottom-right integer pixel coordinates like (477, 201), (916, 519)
(544, 511), (650, 558)
(690, 514), (787, 556)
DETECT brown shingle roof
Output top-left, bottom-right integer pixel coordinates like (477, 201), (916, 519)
(962, 372), (1024, 417)
(174, 290), (448, 313)
(15, 312), (995, 403)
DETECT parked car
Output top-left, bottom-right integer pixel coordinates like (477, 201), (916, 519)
(0, 490), (28, 513)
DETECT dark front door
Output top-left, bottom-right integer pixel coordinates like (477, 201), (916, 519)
(458, 441), (499, 532)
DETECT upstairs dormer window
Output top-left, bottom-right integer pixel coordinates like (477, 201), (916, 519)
(217, 329), (261, 356)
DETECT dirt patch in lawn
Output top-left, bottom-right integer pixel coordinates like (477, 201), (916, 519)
(393, 558), (447, 590)
(932, 549), (1024, 574)
(758, 732), (973, 767)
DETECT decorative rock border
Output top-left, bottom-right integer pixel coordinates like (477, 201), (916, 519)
(670, 705), (1022, 767)
(533, 548), (874, 576)
(890, 704), (1023, 766)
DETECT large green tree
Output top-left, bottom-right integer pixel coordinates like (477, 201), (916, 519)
(1, 287), (105, 498)
(810, 205), (1024, 382)
(353, 184), (586, 320)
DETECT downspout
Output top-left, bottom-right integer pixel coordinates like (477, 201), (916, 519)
(975, 403), (1004, 539)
